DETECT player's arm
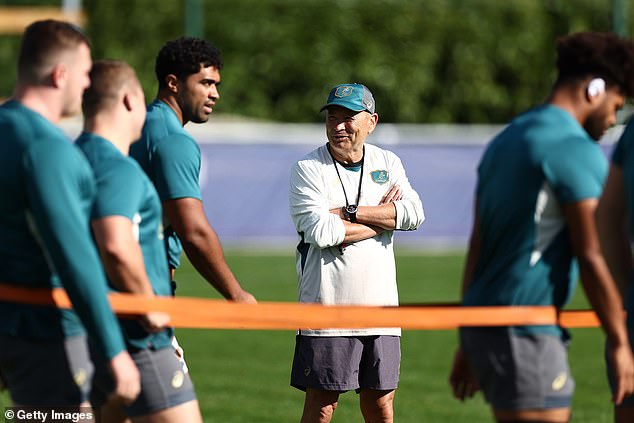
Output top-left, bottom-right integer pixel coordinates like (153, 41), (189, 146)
(563, 198), (634, 404)
(92, 216), (153, 295)
(91, 216), (170, 331)
(597, 164), (632, 298)
(24, 144), (139, 403)
(152, 135), (255, 303)
(163, 197), (255, 303)
(449, 197), (481, 401)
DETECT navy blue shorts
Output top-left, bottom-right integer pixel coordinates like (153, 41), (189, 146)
(0, 334), (94, 405)
(291, 335), (400, 392)
(93, 346), (196, 417)
(461, 327), (574, 411)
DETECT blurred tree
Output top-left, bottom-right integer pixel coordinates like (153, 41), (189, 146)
(0, 0), (627, 122)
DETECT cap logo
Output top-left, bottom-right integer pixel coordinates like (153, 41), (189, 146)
(334, 86), (354, 98)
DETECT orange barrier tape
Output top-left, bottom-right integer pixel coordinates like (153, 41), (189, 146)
(559, 310), (601, 328)
(0, 284), (601, 329)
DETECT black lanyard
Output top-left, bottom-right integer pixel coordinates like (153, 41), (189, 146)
(327, 143), (364, 207)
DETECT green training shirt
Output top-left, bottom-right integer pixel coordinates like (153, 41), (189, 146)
(611, 119), (634, 330)
(463, 104), (607, 338)
(77, 132), (174, 350)
(129, 100), (202, 270)
(0, 101), (125, 359)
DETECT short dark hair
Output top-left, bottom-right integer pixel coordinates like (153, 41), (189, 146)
(82, 60), (139, 118)
(555, 31), (634, 97)
(18, 19), (90, 84)
(154, 37), (223, 89)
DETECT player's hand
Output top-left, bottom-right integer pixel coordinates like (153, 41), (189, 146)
(139, 311), (171, 333)
(233, 288), (257, 304)
(608, 341), (634, 404)
(107, 351), (140, 405)
(449, 347), (480, 401)
(379, 184), (403, 205)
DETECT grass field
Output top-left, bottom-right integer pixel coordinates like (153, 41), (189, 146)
(0, 250), (615, 422)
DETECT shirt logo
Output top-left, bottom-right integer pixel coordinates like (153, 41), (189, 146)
(74, 368), (87, 387)
(371, 170), (389, 184)
(552, 372), (567, 391)
(335, 86), (354, 98)
(132, 213), (142, 241)
(172, 370), (185, 388)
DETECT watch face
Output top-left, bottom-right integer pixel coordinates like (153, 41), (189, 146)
(346, 205), (358, 214)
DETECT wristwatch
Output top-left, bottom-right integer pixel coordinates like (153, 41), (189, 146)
(343, 205), (358, 223)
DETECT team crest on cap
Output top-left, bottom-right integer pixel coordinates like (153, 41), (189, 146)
(371, 170), (389, 184)
(335, 86), (354, 98)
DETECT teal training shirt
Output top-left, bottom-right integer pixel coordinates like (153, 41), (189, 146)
(76, 133), (174, 351)
(611, 119), (634, 329)
(129, 100), (202, 270)
(463, 104), (608, 338)
(0, 101), (125, 359)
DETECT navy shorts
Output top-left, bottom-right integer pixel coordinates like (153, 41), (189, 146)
(0, 334), (94, 405)
(92, 346), (196, 417)
(291, 335), (400, 392)
(461, 327), (574, 411)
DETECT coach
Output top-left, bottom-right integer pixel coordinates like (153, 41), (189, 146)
(288, 83), (425, 423)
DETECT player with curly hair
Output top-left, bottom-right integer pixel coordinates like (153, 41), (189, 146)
(129, 37), (256, 375)
(450, 31), (634, 423)
(131, 37), (255, 303)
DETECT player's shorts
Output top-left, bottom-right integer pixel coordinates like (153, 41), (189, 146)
(290, 335), (400, 392)
(605, 324), (634, 407)
(461, 327), (574, 411)
(0, 333), (94, 405)
(92, 346), (196, 417)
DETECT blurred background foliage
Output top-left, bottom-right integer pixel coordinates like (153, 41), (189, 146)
(0, 0), (631, 123)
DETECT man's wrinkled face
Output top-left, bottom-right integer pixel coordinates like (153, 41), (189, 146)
(325, 106), (377, 155)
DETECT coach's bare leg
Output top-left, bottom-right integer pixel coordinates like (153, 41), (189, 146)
(301, 389), (340, 423)
(616, 407), (634, 423)
(131, 400), (202, 423)
(494, 407), (570, 423)
(359, 389), (395, 423)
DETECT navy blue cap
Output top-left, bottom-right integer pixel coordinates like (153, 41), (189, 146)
(320, 83), (376, 113)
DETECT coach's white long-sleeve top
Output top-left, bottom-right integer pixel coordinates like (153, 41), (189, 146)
(289, 143), (424, 336)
